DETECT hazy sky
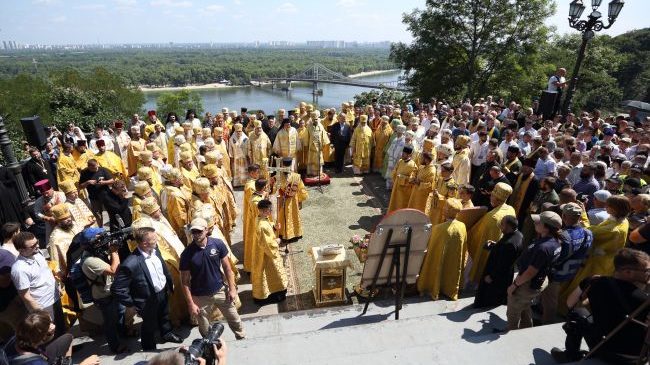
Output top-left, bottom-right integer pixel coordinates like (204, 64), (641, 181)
(1, 0), (647, 45)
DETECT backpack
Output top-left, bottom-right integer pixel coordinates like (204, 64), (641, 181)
(69, 254), (103, 305)
(0, 338), (45, 365)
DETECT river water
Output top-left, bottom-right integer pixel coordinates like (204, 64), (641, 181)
(143, 70), (403, 114)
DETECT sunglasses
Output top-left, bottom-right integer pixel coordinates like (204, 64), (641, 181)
(21, 242), (39, 251)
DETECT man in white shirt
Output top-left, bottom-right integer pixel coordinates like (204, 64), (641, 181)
(547, 68), (567, 94)
(534, 147), (557, 179)
(470, 131), (489, 184)
(499, 129), (518, 159)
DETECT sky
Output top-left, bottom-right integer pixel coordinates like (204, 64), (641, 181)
(0, 0), (648, 45)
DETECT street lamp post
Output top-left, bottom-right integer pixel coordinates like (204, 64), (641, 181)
(561, 0), (625, 116)
(0, 116), (30, 203)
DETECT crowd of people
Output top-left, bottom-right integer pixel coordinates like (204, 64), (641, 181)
(0, 90), (648, 364)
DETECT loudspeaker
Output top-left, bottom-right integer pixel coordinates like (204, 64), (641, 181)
(20, 116), (48, 148)
(539, 91), (558, 120)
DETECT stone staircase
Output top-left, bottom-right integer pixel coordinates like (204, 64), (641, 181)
(76, 295), (610, 365)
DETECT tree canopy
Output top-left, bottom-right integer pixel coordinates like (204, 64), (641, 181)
(155, 90), (204, 119)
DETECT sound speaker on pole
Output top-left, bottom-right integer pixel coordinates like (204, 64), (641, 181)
(20, 116), (48, 148)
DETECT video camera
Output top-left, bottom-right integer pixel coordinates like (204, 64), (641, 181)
(88, 226), (132, 256)
(183, 323), (224, 365)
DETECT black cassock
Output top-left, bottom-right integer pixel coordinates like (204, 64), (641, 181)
(474, 230), (524, 308)
(0, 166), (28, 224)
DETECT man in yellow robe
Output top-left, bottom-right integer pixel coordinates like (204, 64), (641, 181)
(350, 114), (373, 175)
(247, 120), (272, 166)
(467, 182), (516, 284)
(320, 109), (336, 164)
(179, 151), (200, 191)
(137, 151), (163, 195)
(275, 158), (308, 242)
(296, 119), (308, 173)
(127, 126), (146, 177)
(57, 143), (79, 186)
(426, 162), (457, 225)
(244, 179), (267, 273)
(48, 204), (84, 275)
(132, 197), (189, 327)
(213, 127), (231, 179)
(273, 119), (298, 171)
(301, 112), (331, 177)
(241, 165), (260, 272)
(452, 135), (471, 185)
(387, 146), (418, 213)
(132, 180), (152, 221)
(160, 168), (191, 246)
(228, 123), (249, 187)
(408, 152), (437, 212)
(94, 139), (127, 183)
(196, 169), (231, 244)
(418, 198), (467, 300)
(59, 180), (96, 228)
(112, 120), (131, 169)
(372, 116), (393, 173)
(252, 199), (288, 304)
(342, 102), (355, 125)
(168, 126), (185, 164)
(72, 140), (94, 172)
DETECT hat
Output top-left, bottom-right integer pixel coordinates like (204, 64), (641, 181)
(76, 140), (87, 147)
(234, 123), (243, 132)
(174, 135), (186, 145)
(395, 125), (407, 133)
(222, 107), (229, 113)
(531, 211), (562, 230)
(594, 190), (612, 202)
(137, 166), (154, 181)
(134, 181), (151, 197)
(402, 145), (414, 155)
(182, 122), (192, 129)
(139, 150), (153, 163)
(34, 179), (52, 194)
(631, 164), (643, 172)
(621, 137), (632, 144)
(561, 202), (582, 217)
(202, 164), (219, 179)
(437, 145), (453, 156)
(405, 131), (416, 139)
(96, 139), (106, 147)
(146, 142), (157, 152)
(491, 182), (513, 201)
(603, 128), (615, 136)
(162, 167), (183, 182)
(81, 227), (104, 244)
(141, 196), (160, 215)
(51, 203), (71, 221)
(174, 126), (184, 135)
(204, 138), (215, 148)
(423, 139), (434, 151)
(192, 126), (202, 134)
(180, 151), (193, 163)
(253, 120), (262, 128)
(59, 180), (77, 194)
(114, 120), (124, 128)
(214, 127), (224, 136)
(190, 218), (208, 231)
(456, 135), (470, 148)
(359, 115), (368, 123)
(147, 110), (156, 117)
(445, 198), (463, 217)
(204, 151), (219, 165)
(192, 204), (217, 229)
(192, 177), (211, 194)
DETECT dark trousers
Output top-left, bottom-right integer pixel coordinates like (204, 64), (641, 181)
(564, 308), (600, 361)
(95, 296), (123, 352)
(333, 145), (347, 173)
(140, 289), (172, 350)
(51, 300), (66, 338)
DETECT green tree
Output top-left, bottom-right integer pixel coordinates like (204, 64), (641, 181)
(391, 0), (555, 101)
(156, 89), (204, 118)
(353, 89), (408, 108)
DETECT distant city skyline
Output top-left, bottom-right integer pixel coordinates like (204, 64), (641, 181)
(1, 0), (647, 46)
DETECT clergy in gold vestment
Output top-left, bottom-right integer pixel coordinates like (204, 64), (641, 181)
(241, 166), (260, 272)
(387, 146), (418, 213)
(408, 152), (437, 212)
(425, 163), (457, 226)
(350, 115), (373, 175)
(138, 151), (163, 195)
(132, 197), (189, 327)
(296, 119), (308, 173)
(301, 112), (330, 177)
(132, 181), (153, 222)
(179, 151), (200, 191)
(244, 180), (267, 273)
(201, 166), (233, 245)
(372, 116), (393, 173)
(252, 199), (288, 304)
(168, 126), (185, 164)
(559, 196), (630, 310)
(59, 181), (96, 228)
(127, 127), (147, 177)
(72, 140), (95, 172)
(451, 135), (471, 186)
(48, 204), (84, 275)
(247, 121), (272, 166)
(228, 124), (249, 187)
(418, 199), (467, 300)
(273, 120), (299, 170)
(94, 140), (127, 183)
(275, 158), (308, 242)
(467, 182), (516, 284)
(57, 144), (80, 186)
(213, 127), (232, 179)
(320, 109), (336, 164)
(160, 168), (192, 246)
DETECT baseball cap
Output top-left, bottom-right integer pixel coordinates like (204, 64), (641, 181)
(593, 190), (612, 203)
(561, 202), (582, 217)
(190, 218), (208, 231)
(531, 211), (562, 230)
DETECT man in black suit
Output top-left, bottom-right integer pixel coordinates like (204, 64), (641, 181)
(111, 227), (182, 351)
(329, 113), (352, 173)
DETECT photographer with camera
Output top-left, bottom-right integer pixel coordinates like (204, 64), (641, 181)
(147, 337), (228, 365)
(76, 227), (128, 354)
(551, 248), (650, 364)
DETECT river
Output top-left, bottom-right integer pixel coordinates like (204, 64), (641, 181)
(143, 70), (403, 114)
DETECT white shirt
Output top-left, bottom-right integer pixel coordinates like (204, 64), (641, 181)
(470, 140), (489, 166)
(547, 75), (566, 93)
(138, 247), (166, 293)
(11, 252), (57, 308)
(499, 139), (518, 159)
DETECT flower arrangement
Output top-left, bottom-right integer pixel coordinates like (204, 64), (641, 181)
(350, 234), (363, 247)
(351, 233), (371, 262)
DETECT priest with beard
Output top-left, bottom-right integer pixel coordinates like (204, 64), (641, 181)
(23, 147), (57, 194)
(507, 159), (539, 228)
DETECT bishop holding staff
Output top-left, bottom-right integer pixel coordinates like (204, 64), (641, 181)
(275, 157), (308, 243)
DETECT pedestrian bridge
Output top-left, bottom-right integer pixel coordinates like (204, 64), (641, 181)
(261, 63), (410, 92)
